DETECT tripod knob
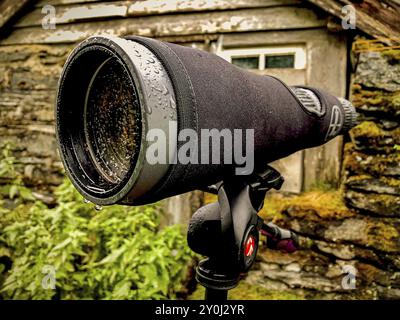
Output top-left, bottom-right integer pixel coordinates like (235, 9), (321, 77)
(261, 222), (299, 253)
(240, 225), (260, 272)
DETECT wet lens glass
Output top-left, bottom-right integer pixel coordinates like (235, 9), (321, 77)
(85, 57), (140, 184)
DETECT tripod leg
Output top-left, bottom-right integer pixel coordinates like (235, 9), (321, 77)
(205, 287), (228, 301)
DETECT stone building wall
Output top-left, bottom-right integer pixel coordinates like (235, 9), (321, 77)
(0, 44), (69, 195)
(343, 48), (400, 299)
(247, 45), (400, 299)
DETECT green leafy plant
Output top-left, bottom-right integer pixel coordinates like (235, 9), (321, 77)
(0, 143), (34, 203)
(0, 143), (194, 300)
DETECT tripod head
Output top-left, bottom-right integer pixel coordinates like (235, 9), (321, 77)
(187, 166), (298, 300)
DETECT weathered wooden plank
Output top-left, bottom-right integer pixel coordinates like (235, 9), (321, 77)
(34, 0), (299, 9)
(19, 0), (301, 27)
(222, 28), (331, 47)
(160, 33), (219, 44)
(20, 1), (129, 27)
(36, 0), (107, 6)
(1, 7), (327, 45)
(0, 0), (32, 29)
(127, 0), (301, 16)
(306, 0), (400, 43)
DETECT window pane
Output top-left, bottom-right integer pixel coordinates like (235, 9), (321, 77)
(231, 56), (259, 69)
(265, 55), (295, 68)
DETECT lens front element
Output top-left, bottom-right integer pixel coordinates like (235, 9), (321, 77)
(85, 57), (140, 184)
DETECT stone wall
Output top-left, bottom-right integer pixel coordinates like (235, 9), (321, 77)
(343, 48), (400, 299)
(247, 46), (400, 300)
(0, 44), (70, 195)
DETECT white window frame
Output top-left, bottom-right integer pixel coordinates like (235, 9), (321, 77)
(217, 46), (306, 70)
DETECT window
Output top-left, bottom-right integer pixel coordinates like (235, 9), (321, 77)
(265, 54), (295, 68)
(217, 46), (306, 70)
(231, 56), (259, 69)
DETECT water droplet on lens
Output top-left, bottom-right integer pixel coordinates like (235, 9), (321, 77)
(162, 85), (169, 95)
(169, 97), (176, 109)
(83, 199), (90, 204)
(95, 204), (103, 211)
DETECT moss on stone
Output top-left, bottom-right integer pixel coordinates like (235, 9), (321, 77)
(365, 220), (400, 253)
(259, 190), (355, 222)
(342, 144), (364, 173)
(376, 193), (400, 207)
(205, 187), (355, 224)
(259, 193), (286, 221)
(286, 191), (355, 220)
(351, 87), (400, 115)
(343, 142), (400, 177)
(356, 192), (398, 208)
(187, 281), (303, 300)
(351, 121), (383, 139)
(381, 176), (400, 187)
(345, 190), (400, 217)
(206, 188), (353, 222)
(345, 174), (400, 195)
(382, 49), (400, 63)
(350, 121), (400, 153)
(368, 155), (399, 176)
(346, 174), (373, 182)
(392, 93), (400, 108)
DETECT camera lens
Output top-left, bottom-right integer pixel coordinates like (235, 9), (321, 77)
(84, 57), (140, 184)
(57, 36), (178, 204)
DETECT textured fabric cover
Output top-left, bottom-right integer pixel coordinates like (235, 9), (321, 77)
(125, 36), (344, 204)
